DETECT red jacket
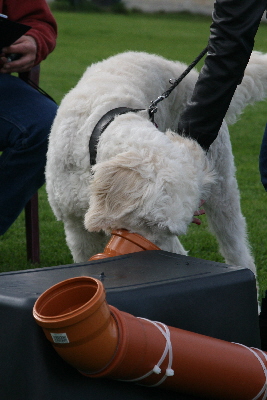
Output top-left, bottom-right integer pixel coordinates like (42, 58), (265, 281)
(1, 0), (57, 65)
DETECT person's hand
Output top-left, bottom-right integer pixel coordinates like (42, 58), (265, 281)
(0, 35), (37, 73)
(192, 200), (205, 225)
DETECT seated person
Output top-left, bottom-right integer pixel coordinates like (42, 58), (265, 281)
(0, 0), (58, 235)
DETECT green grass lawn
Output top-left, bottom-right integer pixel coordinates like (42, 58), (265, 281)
(1, 11), (267, 296)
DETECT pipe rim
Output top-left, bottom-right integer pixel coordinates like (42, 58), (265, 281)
(33, 276), (105, 327)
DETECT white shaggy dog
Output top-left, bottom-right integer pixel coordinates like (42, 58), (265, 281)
(46, 50), (267, 279)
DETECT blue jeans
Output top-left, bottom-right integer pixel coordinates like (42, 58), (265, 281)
(260, 124), (267, 192)
(0, 74), (58, 235)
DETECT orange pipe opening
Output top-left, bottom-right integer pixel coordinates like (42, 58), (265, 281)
(33, 276), (267, 400)
(89, 229), (160, 260)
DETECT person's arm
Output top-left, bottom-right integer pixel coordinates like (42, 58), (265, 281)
(0, 0), (57, 72)
(178, 0), (267, 151)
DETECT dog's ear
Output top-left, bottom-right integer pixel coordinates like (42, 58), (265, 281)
(85, 145), (215, 236)
(84, 152), (151, 233)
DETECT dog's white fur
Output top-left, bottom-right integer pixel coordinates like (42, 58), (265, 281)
(46, 50), (267, 278)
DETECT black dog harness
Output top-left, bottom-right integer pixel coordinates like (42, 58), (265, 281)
(89, 107), (144, 165)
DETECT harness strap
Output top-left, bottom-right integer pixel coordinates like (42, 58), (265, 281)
(89, 107), (144, 166)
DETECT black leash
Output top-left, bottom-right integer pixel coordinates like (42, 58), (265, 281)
(148, 46), (208, 122)
(89, 46), (208, 166)
(27, 78), (57, 104)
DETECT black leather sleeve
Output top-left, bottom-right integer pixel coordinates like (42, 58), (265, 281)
(177, 0), (267, 151)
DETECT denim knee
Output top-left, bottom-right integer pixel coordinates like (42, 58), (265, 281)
(0, 74), (57, 143)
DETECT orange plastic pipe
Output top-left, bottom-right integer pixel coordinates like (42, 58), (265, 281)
(89, 229), (160, 260)
(33, 276), (267, 400)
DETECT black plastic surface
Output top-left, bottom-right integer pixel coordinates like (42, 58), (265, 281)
(0, 250), (260, 400)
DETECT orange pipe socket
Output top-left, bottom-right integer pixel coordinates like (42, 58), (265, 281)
(89, 229), (160, 260)
(33, 276), (267, 400)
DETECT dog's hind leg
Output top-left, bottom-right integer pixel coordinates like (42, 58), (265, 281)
(63, 216), (108, 263)
(204, 125), (256, 276)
